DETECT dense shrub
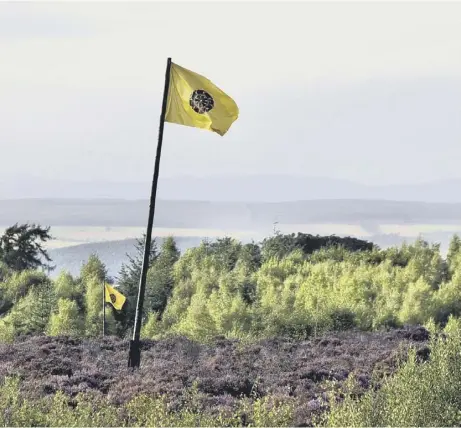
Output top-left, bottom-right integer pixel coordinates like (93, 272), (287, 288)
(321, 317), (461, 427)
(0, 376), (295, 427)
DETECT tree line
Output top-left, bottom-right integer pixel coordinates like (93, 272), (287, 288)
(1, 223), (461, 342)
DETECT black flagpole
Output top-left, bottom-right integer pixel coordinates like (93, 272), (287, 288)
(128, 57), (172, 368)
(102, 279), (105, 337)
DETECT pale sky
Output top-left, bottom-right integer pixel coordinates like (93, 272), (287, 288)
(1, 1), (461, 187)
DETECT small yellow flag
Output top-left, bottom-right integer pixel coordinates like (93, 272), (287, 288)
(165, 62), (239, 136)
(105, 284), (126, 310)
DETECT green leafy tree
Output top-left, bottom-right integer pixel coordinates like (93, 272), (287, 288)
(2, 270), (49, 303)
(0, 270), (51, 320)
(0, 223), (53, 272)
(261, 232), (373, 262)
(209, 237), (242, 271)
(54, 271), (79, 300)
(141, 311), (163, 339)
(47, 298), (83, 337)
(0, 276), (54, 337)
(0, 313), (17, 342)
(176, 290), (216, 341)
(85, 275), (103, 337)
(79, 255), (115, 337)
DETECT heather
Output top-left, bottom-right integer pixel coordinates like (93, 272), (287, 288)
(3, 231), (461, 425)
(0, 327), (429, 426)
(321, 316), (461, 426)
(0, 375), (295, 427)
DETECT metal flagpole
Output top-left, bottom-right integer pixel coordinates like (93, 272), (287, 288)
(128, 57), (172, 368)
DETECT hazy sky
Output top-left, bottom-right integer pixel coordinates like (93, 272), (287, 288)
(1, 1), (461, 186)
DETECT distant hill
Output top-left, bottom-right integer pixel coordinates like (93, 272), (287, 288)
(48, 236), (206, 279)
(46, 230), (455, 279)
(3, 175), (461, 203)
(1, 198), (461, 229)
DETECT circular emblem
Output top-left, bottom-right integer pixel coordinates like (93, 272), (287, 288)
(110, 293), (117, 304)
(189, 90), (214, 114)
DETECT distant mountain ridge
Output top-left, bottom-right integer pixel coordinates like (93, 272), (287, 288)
(48, 237), (205, 279)
(2, 175), (461, 203)
(1, 198), (461, 229)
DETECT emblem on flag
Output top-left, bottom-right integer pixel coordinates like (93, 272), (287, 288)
(189, 90), (215, 114)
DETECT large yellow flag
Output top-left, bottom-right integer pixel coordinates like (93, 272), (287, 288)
(165, 62), (239, 136)
(105, 284), (126, 310)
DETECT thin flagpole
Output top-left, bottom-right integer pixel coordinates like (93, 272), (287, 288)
(102, 279), (105, 337)
(128, 57), (172, 368)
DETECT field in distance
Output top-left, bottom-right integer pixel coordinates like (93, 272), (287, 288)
(0, 223), (459, 250)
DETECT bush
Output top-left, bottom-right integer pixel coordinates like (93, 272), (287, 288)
(47, 298), (83, 337)
(322, 317), (461, 427)
(0, 376), (295, 427)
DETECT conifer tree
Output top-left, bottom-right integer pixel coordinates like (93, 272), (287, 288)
(447, 235), (461, 274)
(146, 237), (180, 318)
(117, 234), (157, 333)
(25, 279), (55, 334)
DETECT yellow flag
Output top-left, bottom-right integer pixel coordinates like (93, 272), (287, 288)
(165, 62), (239, 136)
(105, 284), (126, 310)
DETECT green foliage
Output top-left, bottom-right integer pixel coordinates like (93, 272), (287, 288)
(21, 279), (55, 334)
(322, 318), (461, 427)
(0, 223), (53, 272)
(447, 234), (461, 274)
(176, 290), (217, 341)
(261, 232), (374, 262)
(80, 254), (107, 285)
(4, 233), (461, 345)
(54, 270), (80, 300)
(146, 236), (180, 317)
(0, 376), (295, 427)
(0, 261), (12, 283)
(117, 234), (158, 334)
(0, 271), (54, 338)
(47, 298), (83, 336)
(79, 255), (115, 337)
(84, 274), (116, 337)
(2, 270), (50, 304)
(128, 234), (461, 343)
(0, 314), (16, 342)
(141, 311), (163, 339)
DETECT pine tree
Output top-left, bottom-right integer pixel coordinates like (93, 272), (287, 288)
(80, 254), (107, 285)
(0, 223), (53, 272)
(447, 235), (461, 274)
(26, 279), (55, 334)
(146, 237), (180, 318)
(117, 234), (158, 334)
